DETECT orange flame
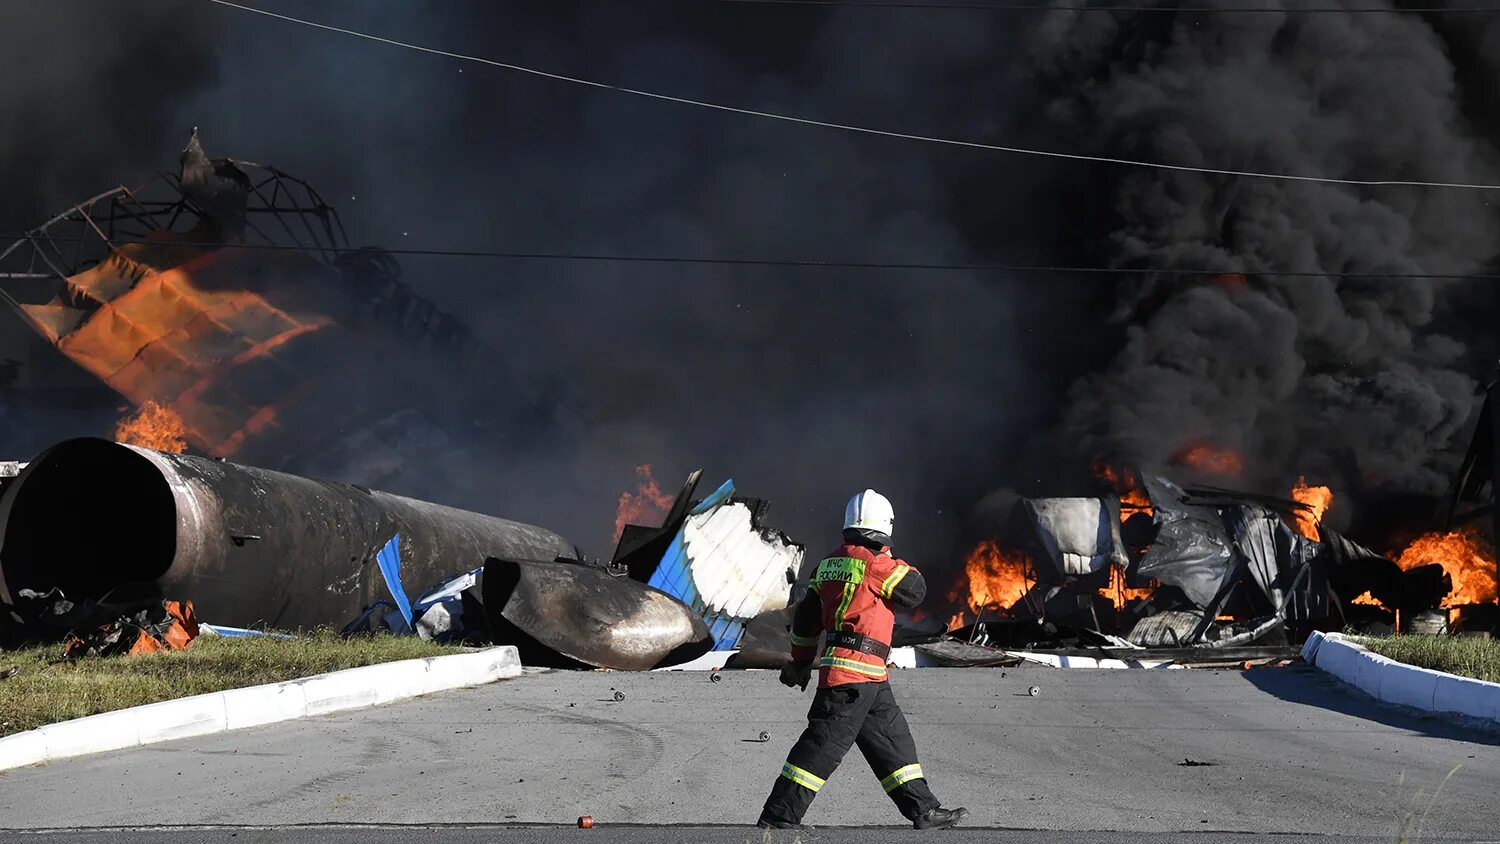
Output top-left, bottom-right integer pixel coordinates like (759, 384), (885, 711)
(613, 464), (674, 540)
(1172, 443), (1245, 477)
(1350, 591), (1382, 607)
(1093, 461), (1153, 524)
(1392, 527), (1497, 607)
(1108, 563), (1153, 610)
(114, 401), (189, 453)
(1290, 476), (1333, 541)
(946, 540), (1030, 629)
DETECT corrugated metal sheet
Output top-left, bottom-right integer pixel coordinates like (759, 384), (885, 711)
(647, 480), (803, 650)
(20, 244), (339, 456)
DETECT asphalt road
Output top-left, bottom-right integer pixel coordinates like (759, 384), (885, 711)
(0, 828), (1483, 844)
(2, 666), (1498, 841)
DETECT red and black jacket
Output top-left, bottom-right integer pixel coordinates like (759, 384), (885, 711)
(788, 539), (927, 687)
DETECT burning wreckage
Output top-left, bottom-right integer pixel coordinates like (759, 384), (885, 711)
(0, 439), (808, 669)
(0, 132), (1494, 671)
(4, 434), (1490, 671)
(0, 131), (808, 666)
(920, 382), (1498, 667)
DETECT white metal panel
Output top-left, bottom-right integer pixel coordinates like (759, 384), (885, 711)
(680, 502), (802, 619)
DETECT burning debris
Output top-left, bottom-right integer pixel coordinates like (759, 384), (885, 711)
(0, 440), (806, 672)
(0, 131), (587, 486)
(935, 457), (1497, 657)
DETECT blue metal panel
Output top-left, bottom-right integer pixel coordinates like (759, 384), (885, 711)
(692, 479), (736, 515)
(376, 533), (414, 627)
(648, 480), (746, 649)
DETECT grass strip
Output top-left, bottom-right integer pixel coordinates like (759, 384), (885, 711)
(1359, 633), (1500, 685)
(0, 630), (461, 736)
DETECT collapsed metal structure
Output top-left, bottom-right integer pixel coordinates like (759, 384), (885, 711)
(0, 134), (587, 481)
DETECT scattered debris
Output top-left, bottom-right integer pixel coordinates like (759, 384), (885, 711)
(62, 600), (200, 658)
(911, 639), (1024, 668)
(1177, 759), (1215, 767)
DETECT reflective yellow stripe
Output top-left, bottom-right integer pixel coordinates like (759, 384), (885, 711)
(820, 656), (888, 678)
(824, 559), (864, 663)
(790, 633), (819, 647)
(880, 763), (924, 792)
(879, 565), (911, 598)
(780, 763), (826, 792)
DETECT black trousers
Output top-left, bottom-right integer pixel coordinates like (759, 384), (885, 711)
(760, 681), (940, 824)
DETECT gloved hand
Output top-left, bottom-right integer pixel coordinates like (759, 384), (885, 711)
(779, 661), (813, 691)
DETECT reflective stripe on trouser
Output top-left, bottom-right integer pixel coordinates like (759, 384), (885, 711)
(759, 681), (940, 825)
(780, 763), (825, 792)
(880, 763), (923, 792)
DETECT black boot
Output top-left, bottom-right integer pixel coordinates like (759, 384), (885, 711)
(913, 806), (968, 830)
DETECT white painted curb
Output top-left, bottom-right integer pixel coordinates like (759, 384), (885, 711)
(0, 646), (521, 772)
(1302, 631), (1500, 725)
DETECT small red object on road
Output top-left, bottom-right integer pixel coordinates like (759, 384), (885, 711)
(1240, 661), (1254, 670)
(578, 816), (594, 829)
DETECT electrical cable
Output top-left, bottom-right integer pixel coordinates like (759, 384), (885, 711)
(4, 233), (1499, 279)
(201, 0), (1500, 192)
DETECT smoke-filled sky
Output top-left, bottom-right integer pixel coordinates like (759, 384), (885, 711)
(1, 0), (1496, 566)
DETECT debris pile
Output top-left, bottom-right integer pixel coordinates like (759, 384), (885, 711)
(62, 600), (200, 658)
(932, 378), (1497, 659)
(0, 442), (799, 672)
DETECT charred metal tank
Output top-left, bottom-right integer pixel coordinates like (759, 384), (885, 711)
(0, 438), (577, 631)
(481, 558), (712, 670)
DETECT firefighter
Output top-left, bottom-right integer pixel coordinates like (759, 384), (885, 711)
(757, 489), (968, 831)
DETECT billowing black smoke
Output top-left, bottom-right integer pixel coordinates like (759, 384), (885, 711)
(1, 0), (1496, 566)
(1009, 2), (1500, 537)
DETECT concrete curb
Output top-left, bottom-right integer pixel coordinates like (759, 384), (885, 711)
(0, 646), (521, 772)
(1301, 631), (1500, 725)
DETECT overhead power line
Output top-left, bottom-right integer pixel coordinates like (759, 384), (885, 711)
(203, 0), (1500, 192)
(5, 233), (1499, 280)
(708, 0), (1500, 12)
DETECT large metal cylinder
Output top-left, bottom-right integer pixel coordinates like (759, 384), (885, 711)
(0, 438), (577, 631)
(481, 558), (712, 670)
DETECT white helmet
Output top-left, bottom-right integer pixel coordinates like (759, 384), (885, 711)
(843, 489), (895, 538)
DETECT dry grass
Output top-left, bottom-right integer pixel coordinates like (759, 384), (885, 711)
(1359, 634), (1500, 684)
(0, 630), (461, 736)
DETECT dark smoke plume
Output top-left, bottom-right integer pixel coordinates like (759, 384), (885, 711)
(1, 0), (1496, 566)
(1014, 2), (1500, 523)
